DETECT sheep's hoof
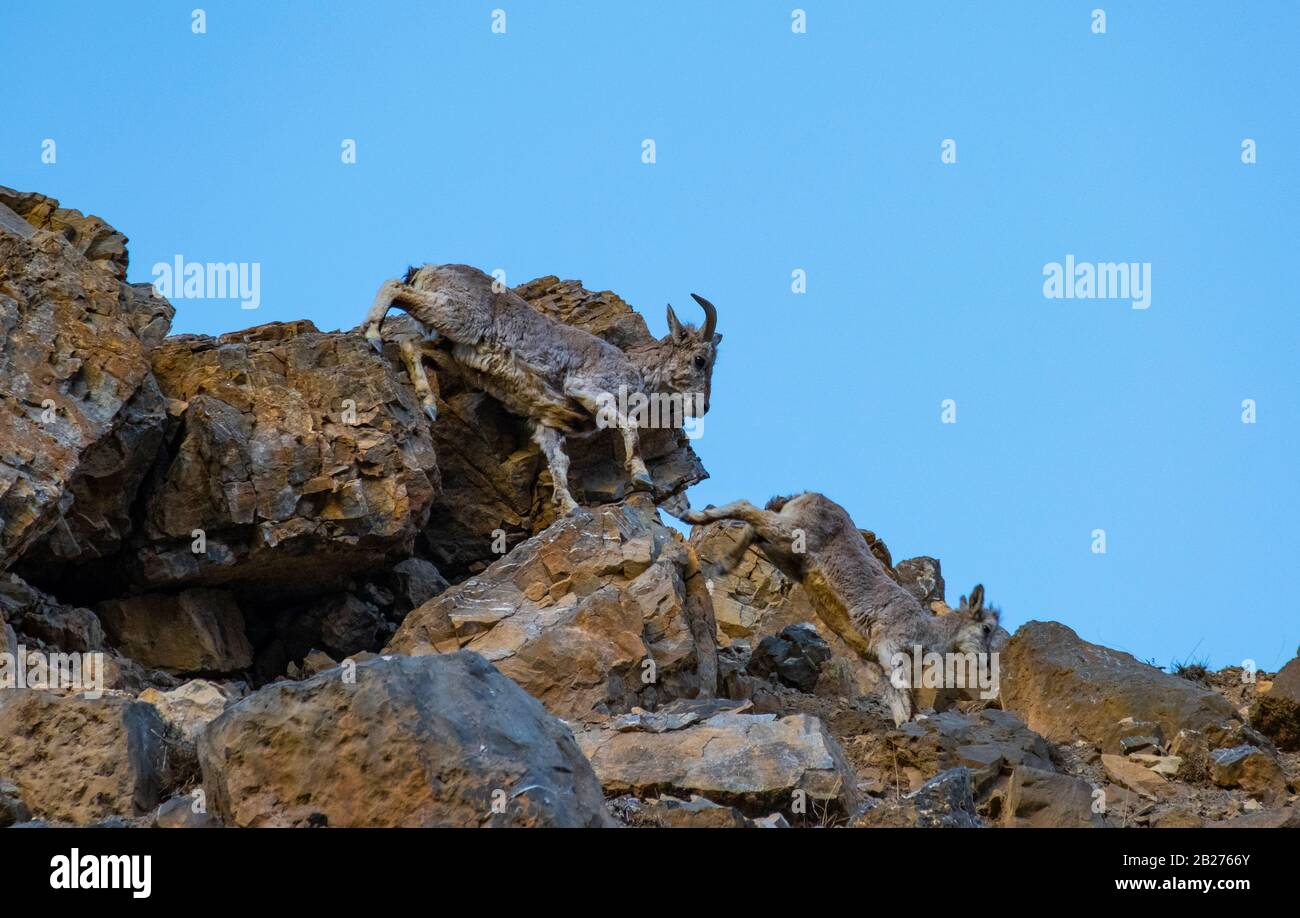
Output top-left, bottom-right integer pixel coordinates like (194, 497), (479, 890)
(366, 334), (384, 355)
(629, 471), (654, 493)
(423, 403), (438, 424)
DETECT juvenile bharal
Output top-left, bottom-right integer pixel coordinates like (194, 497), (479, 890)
(364, 264), (721, 514)
(669, 491), (999, 725)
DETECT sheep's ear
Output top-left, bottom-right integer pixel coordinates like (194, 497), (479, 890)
(712, 332), (723, 346)
(968, 584), (985, 615)
(666, 304), (684, 338)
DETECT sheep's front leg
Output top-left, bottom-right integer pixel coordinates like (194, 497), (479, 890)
(566, 384), (652, 495)
(531, 422), (579, 515)
(618, 420), (653, 493)
(398, 338), (438, 423)
(877, 642), (915, 726)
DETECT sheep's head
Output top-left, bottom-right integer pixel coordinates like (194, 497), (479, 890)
(645, 294), (721, 417)
(951, 584), (1001, 655)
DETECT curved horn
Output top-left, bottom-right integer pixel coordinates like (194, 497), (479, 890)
(690, 293), (717, 339)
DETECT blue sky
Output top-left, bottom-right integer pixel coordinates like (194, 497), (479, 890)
(3, 2), (1297, 669)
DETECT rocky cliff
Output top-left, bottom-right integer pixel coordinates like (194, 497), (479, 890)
(0, 188), (1295, 828)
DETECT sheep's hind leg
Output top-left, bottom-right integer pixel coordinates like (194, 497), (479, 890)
(398, 338), (438, 423)
(531, 422), (579, 515)
(364, 279), (405, 353)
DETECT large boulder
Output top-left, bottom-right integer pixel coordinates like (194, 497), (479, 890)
(139, 679), (241, 742)
(411, 276), (707, 578)
(1000, 621), (1239, 752)
(198, 653), (611, 827)
(132, 320), (439, 598)
(0, 690), (172, 824)
(0, 188), (172, 574)
(97, 588), (253, 675)
(387, 495), (718, 721)
(576, 711), (860, 818)
(1002, 766), (1104, 828)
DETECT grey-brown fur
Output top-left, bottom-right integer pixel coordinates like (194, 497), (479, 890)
(669, 490), (999, 724)
(364, 264), (721, 513)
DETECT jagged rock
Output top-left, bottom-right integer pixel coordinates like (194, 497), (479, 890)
(153, 793), (221, 829)
(289, 649), (338, 679)
(612, 794), (753, 828)
(909, 767), (984, 827)
(855, 707), (1055, 796)
(0, 189), (172, 573)
(97, 588), (253, 674)
(575, 712), (859, 818)
(1101, 753), (1170, 800)
(0, 779), (30, 827)
(1000, 621), (1239, 752)
(408, 275), (707, 578)
(390, 558), (449, 615)
(198, 653), (611, 827)
(284, 593), (387, 659)
(0, 573), (104, 651)
(387, 496), (717, 721)
(1209, 806), (1300, 829)
(0, 690), (172, 824)
(1208, 745), (1288, 805)
(894, 556), (945, 607)
(1250, 694), (1300, 752)
(139, 679), (241, 742)
(1002, 766), (1104, 827)
(747, 623), (832, 693)
(1130, 753), (1183, 778)
(131, 320), (439, 599)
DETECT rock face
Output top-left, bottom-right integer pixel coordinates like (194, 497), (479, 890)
(97, 588), (253, 674)
(387, 495), (717, 721)
(198, 653), (611, 827)
(2, 187), (1296, 832)
(1000, 621), (1240, 752)
(0, 690), (172, 824)
(0, 188), (172, 573)
(576, 711), (859, 818)
(1251, 654), (1300, 751)
(413, 275), (707, 578)
(132, 321), (440, 598)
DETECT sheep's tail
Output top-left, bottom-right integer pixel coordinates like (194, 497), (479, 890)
(764, 493), (800, 512)
(402, 264), (421, 285)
